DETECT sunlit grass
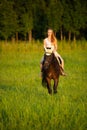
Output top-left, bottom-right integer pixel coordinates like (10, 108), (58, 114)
(0, 41), (87, 130)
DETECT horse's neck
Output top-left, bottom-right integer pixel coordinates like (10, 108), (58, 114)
(52, 54), (59, 66)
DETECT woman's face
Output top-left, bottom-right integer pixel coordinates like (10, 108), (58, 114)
(47, 29), (53, 37)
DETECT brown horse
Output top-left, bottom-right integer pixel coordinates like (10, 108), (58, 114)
(42, 52), (61, 94)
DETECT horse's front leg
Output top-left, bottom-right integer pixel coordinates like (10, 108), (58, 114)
(53, 78), (59, 94)
(46, 77), (52, 94)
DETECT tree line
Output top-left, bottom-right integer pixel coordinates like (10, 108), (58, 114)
(0, 0), (87, 42)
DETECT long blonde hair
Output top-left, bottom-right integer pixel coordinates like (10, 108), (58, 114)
(48, 29), (57, 49)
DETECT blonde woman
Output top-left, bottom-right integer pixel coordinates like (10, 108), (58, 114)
(40, 28), (66, 76)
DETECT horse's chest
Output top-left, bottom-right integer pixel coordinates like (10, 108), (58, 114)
(47, 69), (58, 79)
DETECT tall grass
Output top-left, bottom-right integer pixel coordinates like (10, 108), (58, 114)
(0, 41), (87, 130)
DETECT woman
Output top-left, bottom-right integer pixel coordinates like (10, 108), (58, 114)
(40, 28), (66, 76)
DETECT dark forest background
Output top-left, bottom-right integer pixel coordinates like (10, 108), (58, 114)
(0, 0), (87, 42)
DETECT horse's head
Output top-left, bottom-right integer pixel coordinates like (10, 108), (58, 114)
(43, 52), (54, 70)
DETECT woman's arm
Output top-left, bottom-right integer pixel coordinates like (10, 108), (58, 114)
(43, 39), (46, 51)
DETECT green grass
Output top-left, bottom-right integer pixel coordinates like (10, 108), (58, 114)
(0, 41), (87, 130)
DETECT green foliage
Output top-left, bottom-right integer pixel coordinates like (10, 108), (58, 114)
(0, 0), (87, 40)
(47, 0), (63, 32)
(21, 13), (33, 32)
(0, 0), (18, 40)
(62, 0), (87, 39)
(0, 42), (87, 130)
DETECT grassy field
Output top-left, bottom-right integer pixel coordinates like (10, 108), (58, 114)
(0, 41), (87, 130)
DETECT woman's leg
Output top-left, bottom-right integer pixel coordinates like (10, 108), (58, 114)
(54, 51), (66, 76)
(54, 51), (64, 69)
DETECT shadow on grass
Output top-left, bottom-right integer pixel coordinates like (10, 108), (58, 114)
(0, 84), (17, 92)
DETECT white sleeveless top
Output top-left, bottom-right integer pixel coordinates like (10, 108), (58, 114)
(44, 38), (54, 50)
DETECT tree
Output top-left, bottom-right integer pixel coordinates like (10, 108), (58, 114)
(62, 0), (87, 41)
(0, 0), (18, 42)
(62, 0), (74, 41)
(72, 0), (87, 41)
(21, 0), (34, 42)
(14, 0), (34, 42)
(0, 0), (87, 41)
(47, 0), (63, 35)
(33, 0), (47, 39)
(20, 13), (33, 42)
